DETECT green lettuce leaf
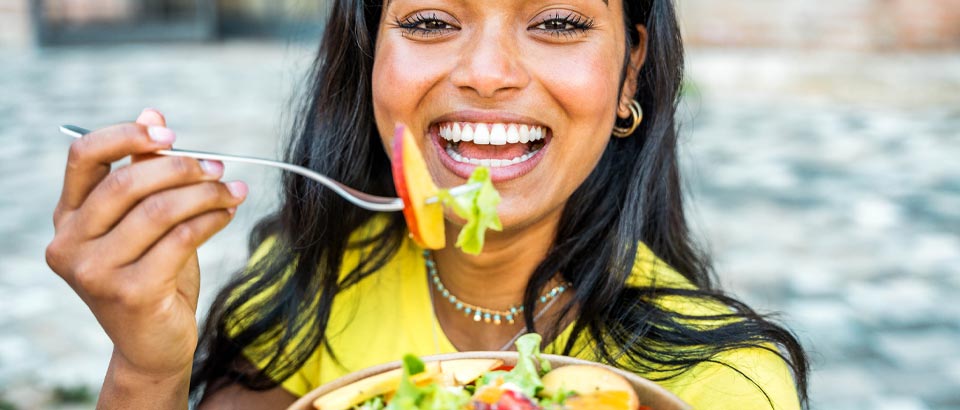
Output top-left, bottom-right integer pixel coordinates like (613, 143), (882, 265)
(419, 384), (471, 410)
(385, 355), (427, 410)
(357, 396), (386, 410)
(500, 333), (548, 399)
(436, 166), (502, 255)
(383, 355), (471, 410)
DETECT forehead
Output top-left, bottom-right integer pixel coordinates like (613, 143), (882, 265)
(383, 0), (611, 7)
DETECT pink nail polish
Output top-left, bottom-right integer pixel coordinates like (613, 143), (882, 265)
(200, 160), (224, 176)
(147, 126), (176, 144)
(225, 181), (248, 199)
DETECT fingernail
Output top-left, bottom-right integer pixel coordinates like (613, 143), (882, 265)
(147, 126), (176, 144)
(199, 160), (224, 176)
(225, 181), (248, 199)
(227, 207), (237, 215)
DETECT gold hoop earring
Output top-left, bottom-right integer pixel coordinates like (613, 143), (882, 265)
(612, 99), (643, 138)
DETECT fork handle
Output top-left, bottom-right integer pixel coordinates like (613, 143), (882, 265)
(59, 125), (406, 212)
(59, 125), (481, 212)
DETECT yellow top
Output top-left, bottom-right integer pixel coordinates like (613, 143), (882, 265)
(241, 226), (801, 410)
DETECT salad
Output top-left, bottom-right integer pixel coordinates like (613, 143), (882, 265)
(391, 124), (501, 255)
(312, 334), (651, 410)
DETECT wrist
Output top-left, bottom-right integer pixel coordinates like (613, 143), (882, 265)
(98, 350), (191, 410)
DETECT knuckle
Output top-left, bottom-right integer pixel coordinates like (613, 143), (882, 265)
(44, 239), (66, 273)
(171, 223), (197, 248)
(114, 284), (148, 309)
(72, 261), (104, 294)
(52, 205), (64, 228)
(142, 195), (172, 223)
(118, 122), (144, 139)
(202, 182), (225, 203)
(66, 139), (89, 169)
(105, 167), (134, 195)
(170, 156), (199, 179)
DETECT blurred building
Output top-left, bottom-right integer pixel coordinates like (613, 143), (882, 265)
(0, 0), (958, 49)
(0, 0), (327, 46)
(678, 0), (960, 50)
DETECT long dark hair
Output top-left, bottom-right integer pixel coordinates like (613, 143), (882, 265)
(191, 0), (809, 408)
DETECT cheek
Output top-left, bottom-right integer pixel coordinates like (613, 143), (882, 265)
(530, 45), (622, 163)
(373, 37), (449, 136)
(530, 44), (622, 131)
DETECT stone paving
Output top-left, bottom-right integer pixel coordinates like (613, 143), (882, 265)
(0, 43), (958, 409)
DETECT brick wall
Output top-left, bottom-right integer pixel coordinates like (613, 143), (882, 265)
(678, 0), (960, 50)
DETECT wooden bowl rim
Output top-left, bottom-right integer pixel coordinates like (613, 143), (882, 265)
(288, 351), (692, 410)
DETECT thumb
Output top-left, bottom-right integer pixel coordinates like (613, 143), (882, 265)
(136, 108), (167, 127)
(133, 108), (169, 163)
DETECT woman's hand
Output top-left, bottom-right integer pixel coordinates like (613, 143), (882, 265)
(45, 109), (248, 408)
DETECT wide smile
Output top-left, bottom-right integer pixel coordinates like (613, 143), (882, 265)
(430, 121), (551, 182)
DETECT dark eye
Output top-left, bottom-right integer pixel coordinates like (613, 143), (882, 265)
(421, 20), (452, 30)
(538, 19), (576, 31)
(397, 12), (458, 37)
(532, 12), (595, 37)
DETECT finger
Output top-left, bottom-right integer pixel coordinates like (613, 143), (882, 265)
(136, 108), (167, 127)
(74, 156), (225, 238)
(98, 181), (247, 266)
(134, 206), (241, 286)
(133, 108), (167, 164)
(60, 122), (176, 211)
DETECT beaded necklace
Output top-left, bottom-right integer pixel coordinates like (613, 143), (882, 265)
(423, 250), (567, 326)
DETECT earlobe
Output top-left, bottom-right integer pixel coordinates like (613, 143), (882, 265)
(617, 99), (633, 119)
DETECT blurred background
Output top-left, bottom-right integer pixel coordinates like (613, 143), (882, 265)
(0, 0), (958, 409)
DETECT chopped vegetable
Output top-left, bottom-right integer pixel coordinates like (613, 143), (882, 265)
(392, 125), (446, 249)
(329, 333), (643, 410)
(391, 124), (502, 254)
(436, 166), (502, 255)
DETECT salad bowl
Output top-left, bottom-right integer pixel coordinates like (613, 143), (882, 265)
(287, 351), (692, 410)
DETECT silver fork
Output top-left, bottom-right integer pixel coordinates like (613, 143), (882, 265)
(59, 125), (478, 212)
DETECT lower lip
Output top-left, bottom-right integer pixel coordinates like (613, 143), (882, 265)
(430, 128), (549, 183)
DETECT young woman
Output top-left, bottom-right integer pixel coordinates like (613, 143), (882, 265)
(46, 0), (809, 409)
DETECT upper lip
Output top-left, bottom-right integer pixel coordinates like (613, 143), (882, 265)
(430, 110), (550, 129)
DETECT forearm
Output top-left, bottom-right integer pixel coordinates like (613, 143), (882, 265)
(97, 351), (191, 410)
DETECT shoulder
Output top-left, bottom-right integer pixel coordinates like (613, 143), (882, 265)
(663, 346), (802, 410)
(625, 243), (802, 409)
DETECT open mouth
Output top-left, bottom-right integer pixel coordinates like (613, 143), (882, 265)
(431, 121), (550, 181)
(437, 122), (548, 167)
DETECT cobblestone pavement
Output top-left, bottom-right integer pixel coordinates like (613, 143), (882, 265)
(1, 43), (958, 409)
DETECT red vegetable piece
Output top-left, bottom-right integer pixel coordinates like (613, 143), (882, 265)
(493, 390), (539, 410)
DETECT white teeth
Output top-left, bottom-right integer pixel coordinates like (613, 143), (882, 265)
(439, 121), (545, 168)
(506, 125), (519, 143)
(438, 122), (545, 145)
(473, 123), (490, 144)
(490, 124), (507, 145)
(445, 144), (539, 168)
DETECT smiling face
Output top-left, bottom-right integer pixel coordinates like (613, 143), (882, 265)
(373, 0), (633, 233)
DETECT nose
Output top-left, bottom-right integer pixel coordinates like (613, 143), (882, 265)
(449, 23), (530, 99)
